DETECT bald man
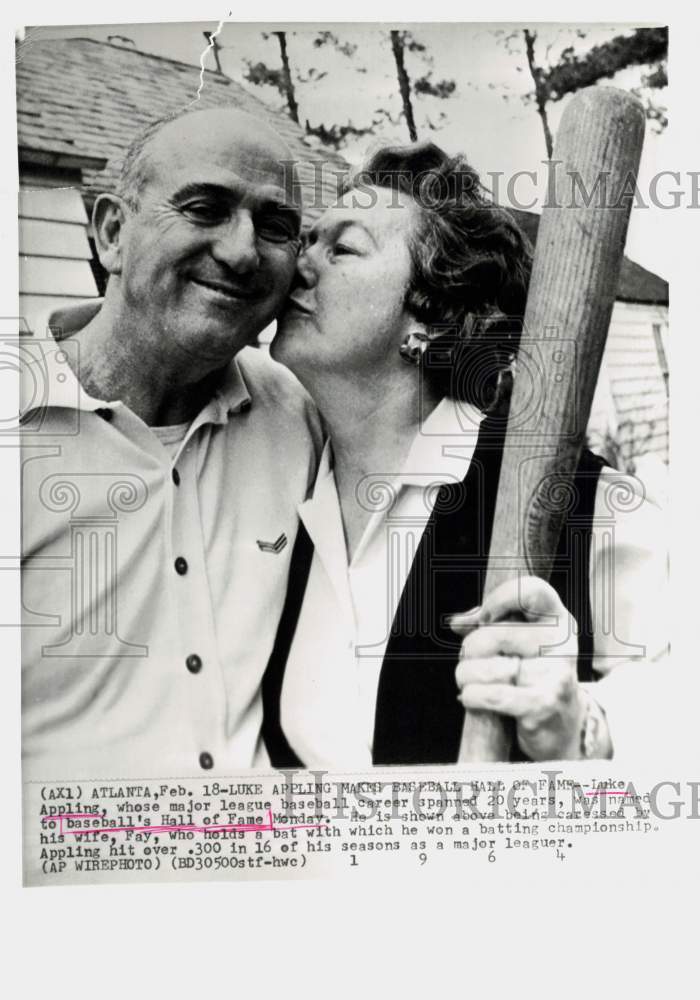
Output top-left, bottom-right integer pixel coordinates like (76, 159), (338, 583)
(21, 109), (322, 779)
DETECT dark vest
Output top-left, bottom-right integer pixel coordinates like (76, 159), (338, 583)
(262, 415), (605, 768)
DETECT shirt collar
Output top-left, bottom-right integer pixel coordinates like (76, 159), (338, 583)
(297, 438), (357, 620)
(301, 396), (486, 513)
(297, 439), (334, 535)
(206, 353), (252, 425)
(20, 300), (110, 418)
(399, 396), (485, 485)
(299, 397), (488, 573)
(20, 298), (253, 425)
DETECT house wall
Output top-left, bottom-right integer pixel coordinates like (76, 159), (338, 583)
(587, 300), (669, 468)
(19, 186), (100, 334)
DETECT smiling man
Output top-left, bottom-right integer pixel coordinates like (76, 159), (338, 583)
(21, 108), (321, 780)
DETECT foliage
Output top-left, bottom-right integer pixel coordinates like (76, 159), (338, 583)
(240, 28), (458, 149)
(542, 27), (667, 102)
(413, 73), (457, 99)
(503, 26), (668, 157)
(243, 60), (285, 92)
(312, 31), (357, 58)
(304, 119), (380, 149)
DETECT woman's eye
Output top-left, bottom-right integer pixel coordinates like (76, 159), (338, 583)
(333, 244), (356, 256)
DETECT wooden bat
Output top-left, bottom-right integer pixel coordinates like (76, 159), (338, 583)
(458, 86), (646, 762)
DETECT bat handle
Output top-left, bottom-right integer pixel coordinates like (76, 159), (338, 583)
(459, 709), (513, 762)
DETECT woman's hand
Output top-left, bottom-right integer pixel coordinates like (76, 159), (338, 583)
(451, 577), (598, 761)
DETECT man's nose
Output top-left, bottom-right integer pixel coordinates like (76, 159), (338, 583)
(211, 211), (260, 273)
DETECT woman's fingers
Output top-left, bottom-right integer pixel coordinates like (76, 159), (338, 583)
(455, 655), (521, 688)
(481, 576), (564, 622)
(456, 654), (585, 760)
(460, 616), (575, 660)
(449, 576), (565, 636)
(456, 654), (558, 688)
(451, 576), (584, 759)
(458, 681), (546, 719)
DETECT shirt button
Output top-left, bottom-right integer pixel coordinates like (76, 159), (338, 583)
(186, 653), (202, 674)
(174, 556), (188, 575)
(172, 468), (181, 486)
(199, 752), (214, 770)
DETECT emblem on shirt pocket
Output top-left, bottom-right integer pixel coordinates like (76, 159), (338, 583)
(256, 533), (288, 554)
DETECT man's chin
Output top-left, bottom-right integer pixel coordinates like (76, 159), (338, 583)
(271, 337), (301, 374)
(171, 318), (259, 365)
(269, 334), (284, 363)
(271, 313), (305, 354)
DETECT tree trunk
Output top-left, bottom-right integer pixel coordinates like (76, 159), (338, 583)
(390, 30), (418, 142)
(274, 31), (300, 125)
(523, 29), (554, 159)
(202, 32), (223, 75)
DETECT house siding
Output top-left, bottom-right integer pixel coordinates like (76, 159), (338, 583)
(588, 301), (669, 467)
(19, 187), (99, 334)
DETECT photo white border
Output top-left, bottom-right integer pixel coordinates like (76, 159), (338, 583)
(2, 2), (697, 996)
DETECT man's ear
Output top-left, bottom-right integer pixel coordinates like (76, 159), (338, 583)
(91, 193), (130, 275)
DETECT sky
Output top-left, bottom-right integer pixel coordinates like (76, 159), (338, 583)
(21, 19), (671, 276)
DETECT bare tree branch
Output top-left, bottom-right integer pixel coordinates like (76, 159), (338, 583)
(523, 29), (554, 159)
(390, 30), (418, 142)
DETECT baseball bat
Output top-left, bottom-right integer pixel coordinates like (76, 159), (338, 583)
(458, 86), (646, 762)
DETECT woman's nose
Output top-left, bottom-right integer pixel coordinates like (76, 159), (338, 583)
(293, 244), (318, 287)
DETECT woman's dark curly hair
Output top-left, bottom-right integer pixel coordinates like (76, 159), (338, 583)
(349, 141), (533, 408)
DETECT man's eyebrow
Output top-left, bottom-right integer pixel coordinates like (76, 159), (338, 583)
(171, 182), (299, 215)
(171, 182), (235, 202)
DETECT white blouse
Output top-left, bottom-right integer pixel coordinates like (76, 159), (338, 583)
(279, 396), (669, 768)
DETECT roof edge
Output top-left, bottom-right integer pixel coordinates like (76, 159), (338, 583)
(20, 33), (236, 80)
(19, 145), (108, 171)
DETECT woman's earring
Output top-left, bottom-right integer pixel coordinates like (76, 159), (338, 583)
(399, 331), (429, 366)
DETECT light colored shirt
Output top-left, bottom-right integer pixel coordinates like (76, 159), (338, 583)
(279, 396), (669, 767)
(151, 421), (191, 459)
(21, 301), (322, 780)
